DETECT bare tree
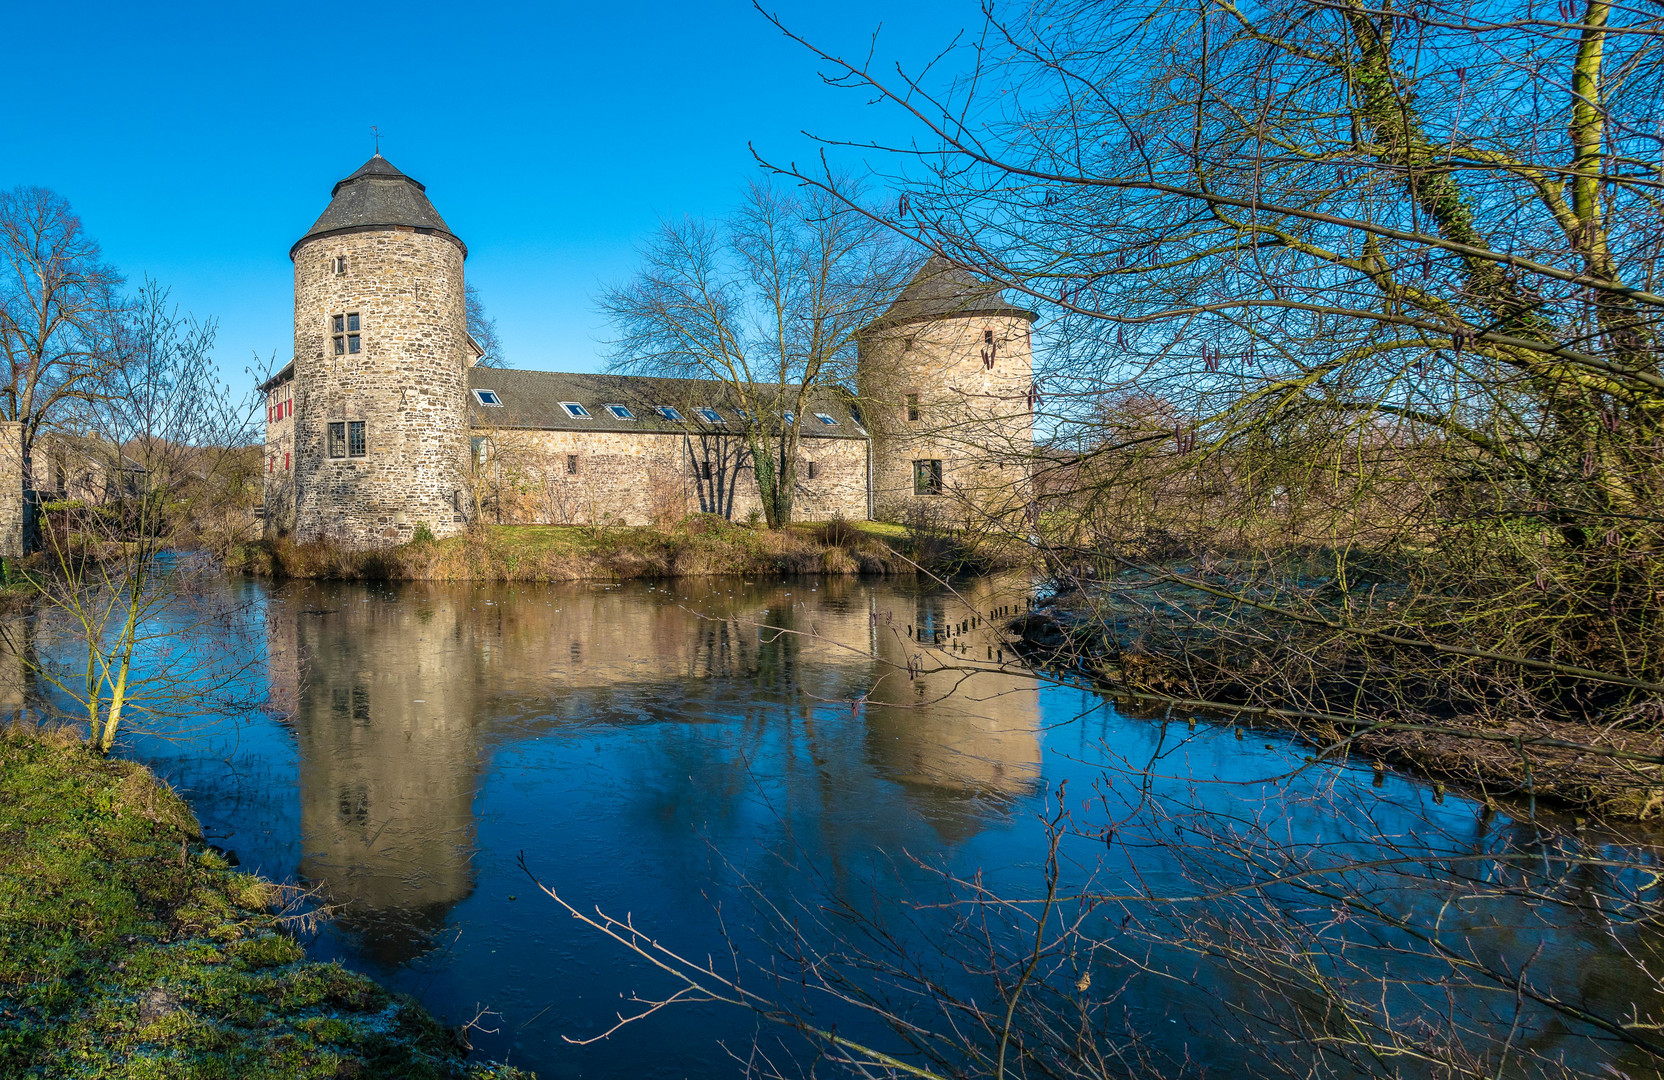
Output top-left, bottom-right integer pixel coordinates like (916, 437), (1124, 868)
(466, 282), (507, 367)
(601, 181), (905, 527)
(23, 281), (259, 752)
(0, 187), (123, 496)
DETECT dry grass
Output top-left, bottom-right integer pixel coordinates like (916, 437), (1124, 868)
(229, 515), (926, 582)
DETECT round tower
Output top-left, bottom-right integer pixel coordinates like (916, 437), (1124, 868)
(856, 257), (1039, 524)
(289, 154), (470, 546)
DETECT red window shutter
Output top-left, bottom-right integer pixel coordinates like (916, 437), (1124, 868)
(285, 452), (290, 470)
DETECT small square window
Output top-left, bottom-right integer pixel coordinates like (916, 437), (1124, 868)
(696, 407), (723, 424)
(347, 334), (361, 354)
(655, 405), (684, 421)
(334, 256), (347, 276)
(560, 402), (591, 418)
(605, 404), (634, 419)
(473, 389), (503, 407)
(783, 412), (795, 425)
(984, 329), (994, 344)
(348, 421), (366, 457)
(566, 454), (580, 475)
(332, 315), (344, 334)
(913, 459), (943, 495)
(346, 313), (360, 332)
(906, 394), (920, 422)
(328, 422), (346, 459)
(814, 413), (838, 426)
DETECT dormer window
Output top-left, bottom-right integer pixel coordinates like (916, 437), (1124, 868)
(560, 402), (592, 419)
(655, 406), (684, 421)
(331, 312), (361, 356)
(605, 404), (634, 419)
(473, 389), (503, 407)
(696, 407), (723, 424)
(813, 413), (838, 426)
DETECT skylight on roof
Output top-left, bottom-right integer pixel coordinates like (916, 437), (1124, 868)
(696, 407), (724, 424)
(560, 402), (592, 418)
(605, 404), (634, 419)
(656, 406), (684, 421)
(783, 412), (796, 424)
(473, 389), (503, 407)
(814, 413), (838, 426)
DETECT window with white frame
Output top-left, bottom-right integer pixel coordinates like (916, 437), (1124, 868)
(655, 405), (684, 421)
(813, 413), (838, 426)
(560, 402), (592, 418)
(696, 407), (723, 424)
(605, 404), (634, 419)
(473, 389), (503, 407)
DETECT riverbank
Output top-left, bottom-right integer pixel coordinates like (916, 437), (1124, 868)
(1012, 600), (1664, 821)
(0, 726), (532, 1079)
(228, 516), (994, 581)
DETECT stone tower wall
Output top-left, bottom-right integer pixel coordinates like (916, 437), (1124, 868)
(857, 314), (1035, 524)
(291, 229), (470, 546)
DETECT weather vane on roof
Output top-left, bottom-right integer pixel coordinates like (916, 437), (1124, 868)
(371, 126), (382, 155)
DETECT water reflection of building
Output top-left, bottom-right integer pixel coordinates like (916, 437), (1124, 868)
(860, 578), (1043, 838)
(263, 577), (1043, 954)
(276, 583), (483, 964)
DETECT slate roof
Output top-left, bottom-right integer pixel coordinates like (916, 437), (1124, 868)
(864, 255), (1037, 330)
(465, 368), (869, 438)
(291, 154), (465, 258)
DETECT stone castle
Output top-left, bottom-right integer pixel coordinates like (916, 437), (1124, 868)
(261, 155), (1037, 545)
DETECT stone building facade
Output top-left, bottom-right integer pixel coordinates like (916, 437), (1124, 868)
(262, 157), (1038, 545)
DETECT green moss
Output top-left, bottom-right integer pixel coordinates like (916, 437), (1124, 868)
(0, 728), (533, 1080)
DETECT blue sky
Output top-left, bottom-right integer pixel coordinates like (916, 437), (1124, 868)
(1, 1), (982, 393)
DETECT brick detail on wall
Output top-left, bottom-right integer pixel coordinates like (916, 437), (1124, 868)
(856, 314), (1035, 525)
(289, 229), (470, 546)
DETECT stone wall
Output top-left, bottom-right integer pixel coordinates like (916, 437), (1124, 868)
(469, 427), (869, 526)
(262, 374), (296, 532)
(291, 228), (471, 547)
(856, 313), (1036, 525)
(0, 422), (23, 558)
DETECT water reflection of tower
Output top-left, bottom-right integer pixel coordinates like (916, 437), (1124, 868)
(862, 580), (1043, 840)
(278, 582), (482, 964)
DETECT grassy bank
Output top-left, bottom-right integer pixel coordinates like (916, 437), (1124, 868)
(0, 727), (532, 1079)
(229, 516), (943, 581)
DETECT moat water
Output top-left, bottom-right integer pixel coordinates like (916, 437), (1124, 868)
(77, 575), (1664, 1078)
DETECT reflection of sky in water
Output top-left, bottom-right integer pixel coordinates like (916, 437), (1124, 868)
(110, 576), (1664, 1080)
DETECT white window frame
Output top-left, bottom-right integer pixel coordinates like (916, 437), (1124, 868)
(560, 401), (592, 419)
(473, 389), (503, 407)
(813, 413), (838, 426)
(696, 407), (724, 424)
(604, 403), (635, 419)
(656, 405), (684, 421)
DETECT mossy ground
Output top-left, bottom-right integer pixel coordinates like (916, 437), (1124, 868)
(230, 515), (928, 582)
(0, 726), (532, 1079)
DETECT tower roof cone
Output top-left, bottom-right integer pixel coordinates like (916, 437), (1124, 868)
(291, 154), (466, 258)
(864, 255), (1037, 331)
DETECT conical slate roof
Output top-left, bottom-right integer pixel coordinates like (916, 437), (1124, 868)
(864, 255), (1037, 330)
(291, 154), (466, 258)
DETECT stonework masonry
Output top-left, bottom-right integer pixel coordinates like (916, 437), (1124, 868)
(471, 428), (869, 527)
(263, 158), (1036, 545)
(291, 228), (470, 545)
(0, 423), (23, 558)
(858, 312), (1036, 525)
